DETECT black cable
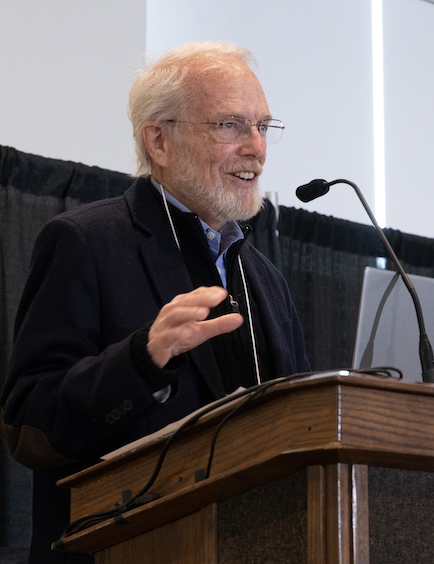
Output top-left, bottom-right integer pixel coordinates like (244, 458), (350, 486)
(353, 366), (403, 379)
(58, 382), (278, 541)
(58, 366), (399, 543)
(204, 382), (273, 479)
(203, 366), (403, 477)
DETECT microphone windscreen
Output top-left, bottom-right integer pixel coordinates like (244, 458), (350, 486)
(296, 179), (330, 202)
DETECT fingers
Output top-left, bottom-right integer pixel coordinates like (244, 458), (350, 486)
(147, 286), (243, 368)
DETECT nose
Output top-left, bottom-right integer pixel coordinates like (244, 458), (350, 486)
(238, 125), (267, 162)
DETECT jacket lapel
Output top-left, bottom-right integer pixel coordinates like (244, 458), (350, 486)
(124, 178), (225, 399)
(240, 246), (293, 377)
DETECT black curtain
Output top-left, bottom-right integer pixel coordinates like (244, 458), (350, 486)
(2, 145), (434, 558)
(278, 207), (434, 372)
(0, 146), (134, 559)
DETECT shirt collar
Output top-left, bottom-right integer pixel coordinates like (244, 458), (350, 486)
(150, 177), (244, 258)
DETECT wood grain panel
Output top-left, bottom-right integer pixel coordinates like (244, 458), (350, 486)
(55, 374), (434, 556)
(63, 382), (340, 522)
(95, 504), (216, 564)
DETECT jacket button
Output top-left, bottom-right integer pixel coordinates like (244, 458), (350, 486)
(105, 399), (134, 424)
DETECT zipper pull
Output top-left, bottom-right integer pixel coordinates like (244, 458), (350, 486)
(229, 294), (240, 313)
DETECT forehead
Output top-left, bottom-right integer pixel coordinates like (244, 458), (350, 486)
(186, 65), (270, 120)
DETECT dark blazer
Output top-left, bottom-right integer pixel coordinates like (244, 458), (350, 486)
(0, 176), (310, 563)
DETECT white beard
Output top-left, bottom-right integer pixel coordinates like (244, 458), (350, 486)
(170, 149), (264, 227)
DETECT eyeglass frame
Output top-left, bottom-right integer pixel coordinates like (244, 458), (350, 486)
(164, 115), (285, 144)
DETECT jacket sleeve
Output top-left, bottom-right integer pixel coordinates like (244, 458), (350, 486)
(0, 216), (186, 470)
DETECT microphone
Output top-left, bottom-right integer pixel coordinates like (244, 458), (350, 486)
(296, 178), (434, 384)
(296, 179), (330, 202)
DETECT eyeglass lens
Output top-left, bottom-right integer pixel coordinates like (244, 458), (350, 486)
(218, 118), (284, 144)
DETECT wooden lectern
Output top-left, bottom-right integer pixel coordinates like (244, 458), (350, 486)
(54, 373), (434, 563)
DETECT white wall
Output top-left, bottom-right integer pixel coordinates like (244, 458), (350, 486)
(146, 0), (376, 227)
(1, 0), (434, 237)
(383, 0), (434, 237)
(0, 0), (147, 174)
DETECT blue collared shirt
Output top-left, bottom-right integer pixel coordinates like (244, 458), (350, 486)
(151, 177), (244, 288)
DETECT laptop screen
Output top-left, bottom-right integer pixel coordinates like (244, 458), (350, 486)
(352, 267), (434, 383)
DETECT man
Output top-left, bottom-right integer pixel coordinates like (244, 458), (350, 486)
(0, 42), (310, 563)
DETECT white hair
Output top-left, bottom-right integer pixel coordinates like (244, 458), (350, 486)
(128, 41), (256, 177)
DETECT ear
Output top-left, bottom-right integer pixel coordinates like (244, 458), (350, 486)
(141, 121), (170, 168)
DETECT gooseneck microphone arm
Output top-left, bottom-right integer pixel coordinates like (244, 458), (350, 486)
(296, 178), (434, 383)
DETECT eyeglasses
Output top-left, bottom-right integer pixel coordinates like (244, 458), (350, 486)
(165, 116), (285, 144)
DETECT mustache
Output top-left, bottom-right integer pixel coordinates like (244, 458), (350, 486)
(222, 162), (263, 176)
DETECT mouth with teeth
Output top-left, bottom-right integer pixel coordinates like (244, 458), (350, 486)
(232, 171), (256, 181)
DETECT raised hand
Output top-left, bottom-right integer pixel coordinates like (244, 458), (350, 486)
(147, 286), (243, 368)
